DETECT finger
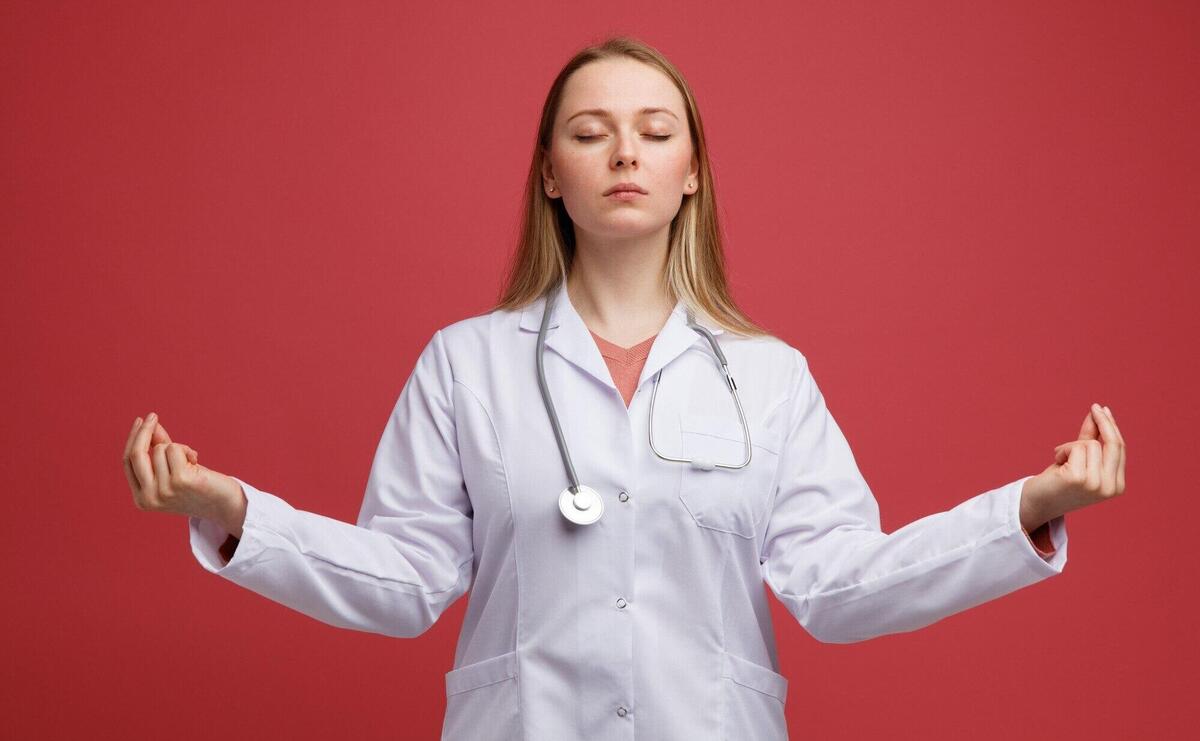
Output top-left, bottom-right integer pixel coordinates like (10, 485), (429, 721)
(123, 456), (143, 504)
(1054, 442), (1072, 465)
(123, 456), (138, 495)
(166, 443), (187, 480)
(1117, 439), (1126, 493)
(1091, 404), (1120, 493)
(1055, 440), (1081, 466)
(131, 414), (159, 491)
(124, 417), (142, 460)
(1103, 406), (1125, 447)
(1085, 439), (1103, 492)
(1060, 441), (1080, 465)
(123, 417), (143, 494)
(1067, 439), (1087, 482)
(151, 419), (173, 446)
(1107, 408), (1126, 493)
(151, 442), (172, 499)
(1100, 405), (1126, 493)
(1077, 409), (1099, 441)
(185, 445), (198, 465)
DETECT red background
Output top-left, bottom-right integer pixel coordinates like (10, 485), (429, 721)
(4, 1), (1196, 738)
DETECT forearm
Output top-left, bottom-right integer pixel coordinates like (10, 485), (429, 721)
(186, 476), (475, 638)
(767, 477), (1067, 644)
(213, 474), (248, 539)
(1019, 476), (1065, 532)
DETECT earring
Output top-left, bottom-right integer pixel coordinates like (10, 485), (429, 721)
(549, 186), (555, 192)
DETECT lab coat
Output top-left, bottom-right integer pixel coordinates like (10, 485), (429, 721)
(188, 284), (1068, 740)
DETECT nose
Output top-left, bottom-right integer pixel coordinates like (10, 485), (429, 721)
(611, 130), (639, 169)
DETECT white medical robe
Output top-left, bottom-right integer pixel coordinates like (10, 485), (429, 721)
(188, 285), (1068, 739)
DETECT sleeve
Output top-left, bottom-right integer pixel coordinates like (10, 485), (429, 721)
(187, 329), (474, 639)
(1023, 522), (1057, 559)
(759, 349), (1067, 644)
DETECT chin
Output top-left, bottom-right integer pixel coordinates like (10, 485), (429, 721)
(594, 218), (665, 236)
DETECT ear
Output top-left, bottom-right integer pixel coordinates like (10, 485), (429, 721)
(540, 148), (558, 196)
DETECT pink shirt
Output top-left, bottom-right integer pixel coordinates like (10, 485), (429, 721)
(587, 329), (1057, 560)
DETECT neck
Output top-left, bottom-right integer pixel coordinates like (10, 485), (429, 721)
(565, 226), (677, 346)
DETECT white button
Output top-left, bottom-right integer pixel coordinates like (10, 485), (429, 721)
(618, 490), (629, 502)
(616, 706), (628, 717)
(616, 598), (627, 609)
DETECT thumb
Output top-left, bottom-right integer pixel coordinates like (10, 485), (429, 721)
(1075, 409), (1100, 442)
(150, 419), (172, 446)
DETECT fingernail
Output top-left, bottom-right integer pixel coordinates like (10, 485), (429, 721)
(1104, 405), (1111, 415)
(148, 412), (157, 422)
(1092, 403), (1101, 411)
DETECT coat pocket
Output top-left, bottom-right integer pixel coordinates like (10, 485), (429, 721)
(720, 650), (788, 741)
(677, 412), (781, 538)
(442, 649), (519, 739)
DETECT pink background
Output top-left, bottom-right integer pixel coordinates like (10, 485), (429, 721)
(4, 1), (1196, 738)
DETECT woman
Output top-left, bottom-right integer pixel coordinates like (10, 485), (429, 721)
(123, 37), (1126, 740)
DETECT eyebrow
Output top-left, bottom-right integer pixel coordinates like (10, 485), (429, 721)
(565, 107), (679, 124)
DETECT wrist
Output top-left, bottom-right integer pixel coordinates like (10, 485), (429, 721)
(216, 475), (247, 539)
(1019, 475), (1059, 532)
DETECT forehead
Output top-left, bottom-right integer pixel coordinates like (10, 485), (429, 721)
(558, 58), (684, 124)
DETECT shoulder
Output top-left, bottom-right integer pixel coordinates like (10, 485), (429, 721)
(414, 306), (523, 383)
(696, 332), (809, 427)
(433, 304), (525, 349)
(720, 331), (809, 383)
(435, 307), (506, 345)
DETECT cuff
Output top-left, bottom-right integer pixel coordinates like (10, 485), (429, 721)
(1022, 521), (1057, 559)
(1007, 475), (1069, 574)
(187, 475), (291, 575)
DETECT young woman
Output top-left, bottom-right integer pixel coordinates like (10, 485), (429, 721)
(124, 36), (1126, 740)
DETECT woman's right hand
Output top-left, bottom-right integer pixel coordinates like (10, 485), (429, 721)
(123, 412), (246, 537)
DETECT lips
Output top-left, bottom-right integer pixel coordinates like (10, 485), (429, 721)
(604, 183), (648, 195)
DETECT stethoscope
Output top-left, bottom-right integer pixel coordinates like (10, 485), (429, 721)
(536, 282), (753, 525)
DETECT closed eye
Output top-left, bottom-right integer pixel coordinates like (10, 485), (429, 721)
(575, 135), (672, 141)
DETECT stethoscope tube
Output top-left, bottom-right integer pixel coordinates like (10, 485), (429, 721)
(537, 281), (752, 525)
(536, 283), (582, 495)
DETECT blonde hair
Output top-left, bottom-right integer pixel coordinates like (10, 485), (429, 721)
(489, 35), (773, 338)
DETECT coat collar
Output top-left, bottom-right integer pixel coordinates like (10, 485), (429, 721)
(519, 283), (725, 393)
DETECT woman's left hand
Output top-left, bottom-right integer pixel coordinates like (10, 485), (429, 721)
(1020, 403), (1127, 531)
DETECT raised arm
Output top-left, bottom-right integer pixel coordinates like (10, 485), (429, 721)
(188, 330), (474, 638)
(760, 349), (1067, 644)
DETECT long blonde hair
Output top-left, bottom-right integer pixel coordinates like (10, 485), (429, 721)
(489, 36), (773, 339)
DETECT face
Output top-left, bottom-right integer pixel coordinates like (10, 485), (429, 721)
(542, 57), (700, 241)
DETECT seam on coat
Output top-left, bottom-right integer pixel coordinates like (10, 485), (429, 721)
(256, 534), (475, 594)
(243, 491), (475, 595)
(446, 374), (511, 541)
(803, 521), (1014, 607)
(759, 350), (807, 565)
(717, 541), (732, 739)
(451, 372), (523, 739)
(725, 674), (786, 703)
(445, 674), (515, 696)
(760, 392), (791, 434)
(215, 521), (267, 574)
(680, 425), (781, 455)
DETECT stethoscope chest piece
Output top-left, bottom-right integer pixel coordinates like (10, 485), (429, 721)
(559, 485), (604, 525)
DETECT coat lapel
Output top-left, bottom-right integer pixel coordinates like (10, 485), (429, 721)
(518, 284), (725, 394)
